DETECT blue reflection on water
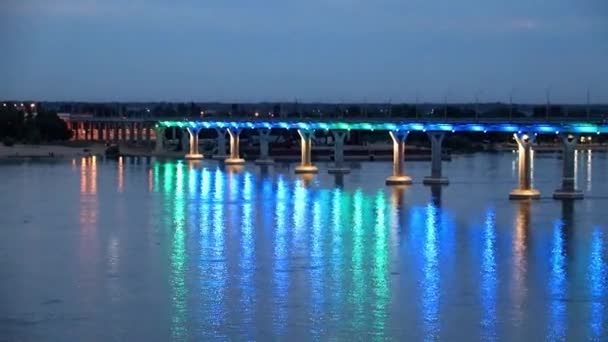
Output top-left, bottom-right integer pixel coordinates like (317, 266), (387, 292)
(589, 229), (606, 340)
(372, 191), (389, 339)
(138, 159), (608, 340)
(422, 202), (440, 340)
(351, 189), (366, 331)
(208, 168), (226, 334)
(240, 172), (255, 338)
(170, 161), (188, 340)
(273, 176), (289, 336)
(330, 188), (345, 326)
(548, 217), (567, 340)
(481, 208), (497, 341)
(310, 189), (325, 338)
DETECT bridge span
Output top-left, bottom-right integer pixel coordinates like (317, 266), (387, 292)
(66, 116), (608, 200)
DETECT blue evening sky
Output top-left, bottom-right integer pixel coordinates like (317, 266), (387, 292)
(1, 0), (606, 103)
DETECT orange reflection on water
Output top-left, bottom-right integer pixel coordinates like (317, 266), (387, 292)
(79, 156), (98, 195)
(512, 200), (530, 331)
(117, 157), (124, 193)
(148, 168), (153, 192)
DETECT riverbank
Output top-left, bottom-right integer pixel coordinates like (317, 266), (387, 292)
(2, 141), (607, 162)
(0, 144), (105, 159)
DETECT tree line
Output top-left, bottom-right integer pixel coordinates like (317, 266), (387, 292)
(0, 106), (71, 145)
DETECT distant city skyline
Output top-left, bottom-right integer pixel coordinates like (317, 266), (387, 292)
(1, 0), (607, 103)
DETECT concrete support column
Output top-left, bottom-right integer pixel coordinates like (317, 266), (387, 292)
(84, 123), (91, 140)
(213, 128), (228, 159)
(185, 127), (203, 160)
(328, 130), (350, 174)
(225, 128), (245, 165)
(145, 125), (152, 144)
(79, 122), (85, 140)
(423, 132), (449, 185)
(100, 124), (106, 141)
(154, 126), (166, 153)
(509, 133), (540, 199)
(295, 129), (318, 174)
(386, 130), (413, 185)
(112, 123), (117, 142)
(129, 122), (135, 144)
(120, 123), (127, 142)
(554, 134), (583, 199)
(255, 128), (274, 165)
(137, 123), (143, 145)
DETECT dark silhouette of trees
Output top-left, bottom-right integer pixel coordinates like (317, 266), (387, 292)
(0, 106), (71, 143)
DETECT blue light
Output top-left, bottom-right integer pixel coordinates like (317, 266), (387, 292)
(157, 119), (608, 134)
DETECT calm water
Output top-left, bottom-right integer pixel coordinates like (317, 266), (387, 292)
(1, 152), (607, 341)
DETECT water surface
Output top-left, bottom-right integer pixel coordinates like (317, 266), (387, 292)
(1, 152), (607, 341)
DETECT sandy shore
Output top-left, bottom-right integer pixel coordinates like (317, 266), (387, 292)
(0, 144), (106, 159)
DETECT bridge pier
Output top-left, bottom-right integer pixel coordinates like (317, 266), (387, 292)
(225, 128), (245, 165)
(136, 123), (143, 145)
(328, 130), (350, 174)
(423, 132), (449, 185)
(295, 129), (318, 174)
(213, 128), (228, 160)
(145, 124), (152, 145)
(255, 128), (274, 165)
(509, 133), (540, 199)
(154, 126), (166, 153)
(84, 123), (91, 141)
(553, 134), (583, 199)
(120, 124), (127, 142)
(100, 124), (106, 141)
(185, 127), (203, 159)
(386, 130), (412, 185)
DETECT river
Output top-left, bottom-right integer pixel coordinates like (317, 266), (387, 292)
(0, 152), (607, 340)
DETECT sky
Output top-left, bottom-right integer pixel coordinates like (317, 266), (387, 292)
(0, 0), (607, 103)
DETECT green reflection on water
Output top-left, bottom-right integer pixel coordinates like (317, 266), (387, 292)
(372, 190), (389, 339)
(351, 189), (366, 331)
(170, 161), (188, 340)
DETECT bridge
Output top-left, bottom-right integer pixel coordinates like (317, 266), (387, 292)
(65, 116), (608, 200)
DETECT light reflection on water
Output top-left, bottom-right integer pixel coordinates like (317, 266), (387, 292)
(1, 154), (608, 341)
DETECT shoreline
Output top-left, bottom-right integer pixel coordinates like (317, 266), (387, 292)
(1, 142), (607, 162)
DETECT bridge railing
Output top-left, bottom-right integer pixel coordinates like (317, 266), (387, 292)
(72, 115), (608, 124)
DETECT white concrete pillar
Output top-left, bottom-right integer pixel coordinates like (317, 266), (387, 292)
(137, 123), (143, 145)
(154, 126), (166, 153)
(213, 128), (228, 159)
(120, 123), (127, 142)
(255, 128), (274, 165)
(84, 122), (91, 140)
(553, 134), (583, 199)
(225, 128), (245, 165)
(386, 130), (412, 185)
(328, 130), (350, 174)
(185, 127), (203, 160)
(100, 123), (106, 141)
(423, 132), (449, 185)
(295, 129), (318, 174)
(509, 132), (540, 199)
(145, 125), (152, 144)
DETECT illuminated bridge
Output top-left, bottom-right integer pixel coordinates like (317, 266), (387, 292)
(67, 117), (608, 200)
